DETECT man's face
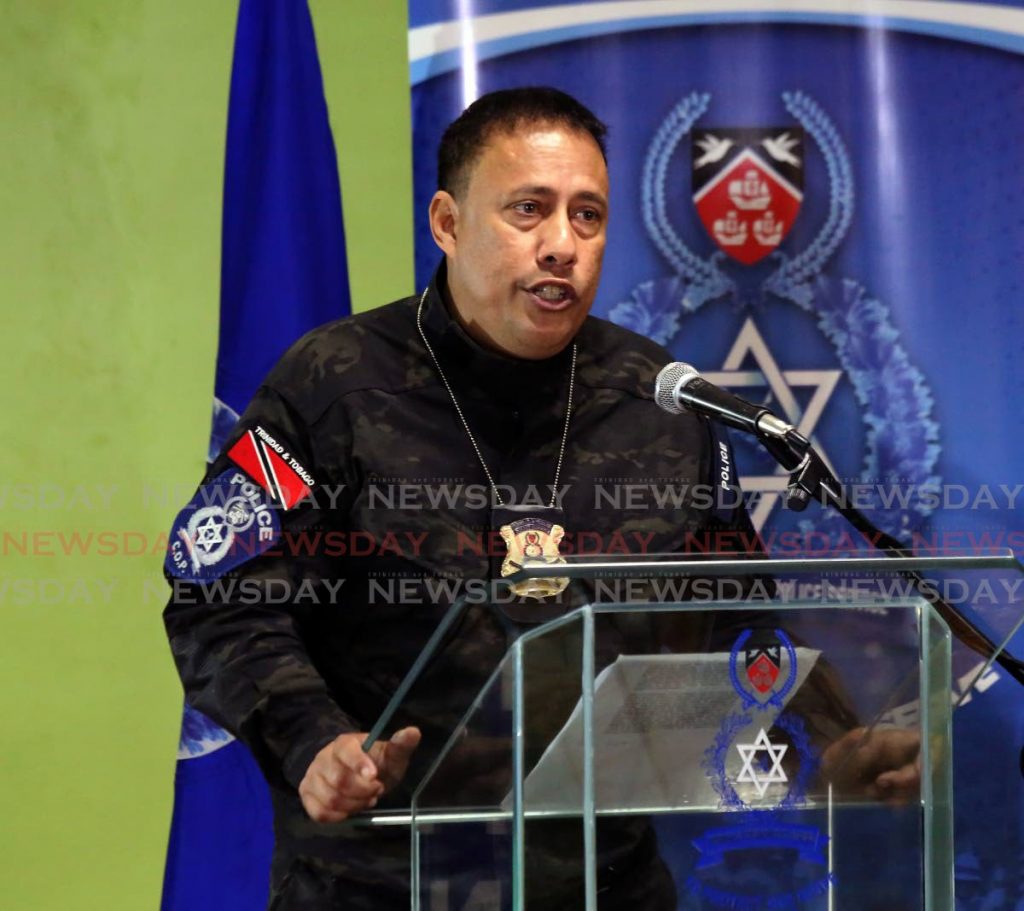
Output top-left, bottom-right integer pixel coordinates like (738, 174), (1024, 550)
(430, 124), (609, 360)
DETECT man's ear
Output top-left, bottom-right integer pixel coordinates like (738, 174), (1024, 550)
(429, 190), (459, 256)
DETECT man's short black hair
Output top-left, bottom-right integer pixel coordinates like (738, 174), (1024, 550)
(437, 86), (608, 198)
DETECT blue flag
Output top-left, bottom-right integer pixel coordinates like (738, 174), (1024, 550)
(161, 1), (350, 907)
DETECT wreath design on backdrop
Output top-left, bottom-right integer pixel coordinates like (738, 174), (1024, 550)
(611, 91), (941, 538)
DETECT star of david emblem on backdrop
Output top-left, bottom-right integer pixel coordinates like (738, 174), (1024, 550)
(702, 317), (841, 532)
(735, 727), (788, 798)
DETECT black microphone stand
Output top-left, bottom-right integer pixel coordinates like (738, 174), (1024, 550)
(756, 427), (1024, 690)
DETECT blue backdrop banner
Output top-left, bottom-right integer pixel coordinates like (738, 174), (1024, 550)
(161, 1), (350, 908)
(409, 1), (1024, 907)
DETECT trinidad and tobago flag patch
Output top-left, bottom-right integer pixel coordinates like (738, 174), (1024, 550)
(227, 424), (315, 510)
(691, 126), (804, 265)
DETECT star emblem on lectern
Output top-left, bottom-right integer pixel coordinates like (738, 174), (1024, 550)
(735, 727), (788, 798)
(702, 317), (842, 531)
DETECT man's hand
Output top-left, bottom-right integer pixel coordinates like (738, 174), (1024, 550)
(298, 726), (422, 823)
(820, 725), (920, 804)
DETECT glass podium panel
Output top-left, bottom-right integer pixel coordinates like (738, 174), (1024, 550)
(357, 553), (1023, 909)
(411, 598), (954, 910)
(410, 613), (586, 911)
(538, 549), (1024, 675)
(923, 602), (954, 909)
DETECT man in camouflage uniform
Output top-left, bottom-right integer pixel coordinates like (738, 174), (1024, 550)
(164, 87), (762, 909)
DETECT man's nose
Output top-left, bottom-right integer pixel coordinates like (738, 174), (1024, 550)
(538, 213), (577, 268)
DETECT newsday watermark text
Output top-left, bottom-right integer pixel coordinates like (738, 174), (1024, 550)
(3, 479), (1021, 512)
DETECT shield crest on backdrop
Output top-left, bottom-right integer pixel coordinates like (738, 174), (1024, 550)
(692, 127), (804, 265)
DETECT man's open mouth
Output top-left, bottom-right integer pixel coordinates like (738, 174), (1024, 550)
(529, 282), (574, 303)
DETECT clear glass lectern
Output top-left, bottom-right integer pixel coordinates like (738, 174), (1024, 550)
(363, 552), (1024, 910)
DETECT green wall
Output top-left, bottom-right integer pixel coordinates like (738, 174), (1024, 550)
(0, 2), (412, 906)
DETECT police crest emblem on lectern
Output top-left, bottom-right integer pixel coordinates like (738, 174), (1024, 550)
(689, 629), (833, 906)
(703, 628), (815, 808)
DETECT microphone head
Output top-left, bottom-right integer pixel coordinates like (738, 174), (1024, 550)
(654, 362), (701, 414)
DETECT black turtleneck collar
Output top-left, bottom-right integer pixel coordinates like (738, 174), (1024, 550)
(417, 260), (576, 405)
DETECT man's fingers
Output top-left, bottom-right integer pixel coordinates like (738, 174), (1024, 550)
(878, 731), (920, 767)
(333, 734), (380, 781)
(296, 726), (421, 824)
(876, 762), (920, 792)
(378, 728), (421, 786)
(301, 792), (347, 824)
(313, 763), (382, 803)
(301, 789), (379, 824)
(367, 726), (422, 790)
(858, 731), (919, 784)
(312, 742), (381, 800)
(297, 732), (388, 823)
(300, 767), (382, 821)
(367, 727), (420, 763)
(389, 726), (422, 756)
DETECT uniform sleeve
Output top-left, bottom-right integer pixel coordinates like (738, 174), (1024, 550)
(163, 384), (357, 790)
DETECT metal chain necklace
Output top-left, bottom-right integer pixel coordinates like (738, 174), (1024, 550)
(416, 287), (572, 598)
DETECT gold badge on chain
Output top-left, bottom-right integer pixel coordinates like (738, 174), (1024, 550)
(499, 517), (570, 599)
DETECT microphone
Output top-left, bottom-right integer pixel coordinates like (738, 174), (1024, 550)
(654, 362), (793, 440)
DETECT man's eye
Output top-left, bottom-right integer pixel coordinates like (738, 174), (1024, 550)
(514, 202), (539, 215)
(576, 208), (601, 222)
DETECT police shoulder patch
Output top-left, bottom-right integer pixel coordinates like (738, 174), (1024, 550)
(165, 470), (281, 582)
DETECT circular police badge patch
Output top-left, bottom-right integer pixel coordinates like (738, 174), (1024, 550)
(165, 470), (281, 582)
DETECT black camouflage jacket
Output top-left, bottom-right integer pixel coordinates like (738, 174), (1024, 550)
(163, 263), (761, 906)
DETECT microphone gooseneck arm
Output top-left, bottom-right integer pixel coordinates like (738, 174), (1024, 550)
(763, 429), (1024, 691)
(653, 361), (1024, 690)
